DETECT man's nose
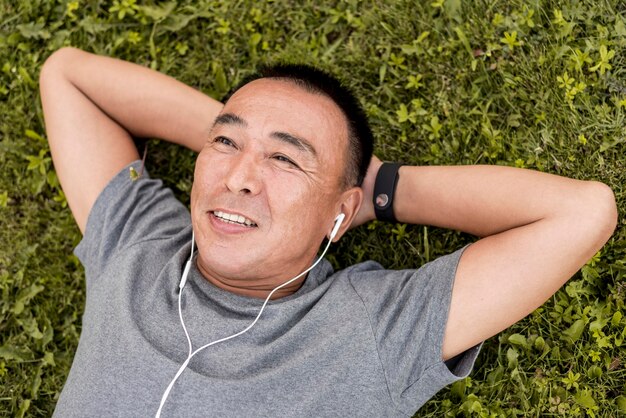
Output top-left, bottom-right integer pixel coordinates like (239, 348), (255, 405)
(224, 153), (262, 195)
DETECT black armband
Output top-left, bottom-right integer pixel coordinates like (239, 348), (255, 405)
(373, 162), (403, 222)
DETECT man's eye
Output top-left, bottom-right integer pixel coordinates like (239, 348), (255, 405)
(214, 136), (235, 147)
(273, 154), (298, 167)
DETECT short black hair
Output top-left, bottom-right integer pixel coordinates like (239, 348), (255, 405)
(223, 64), (374, 188)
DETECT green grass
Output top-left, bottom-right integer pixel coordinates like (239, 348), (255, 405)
(2, 0), (626, 416)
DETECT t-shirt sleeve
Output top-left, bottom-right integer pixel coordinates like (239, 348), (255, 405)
(74, 160), (191, 279)
(348, 244), (482, 415)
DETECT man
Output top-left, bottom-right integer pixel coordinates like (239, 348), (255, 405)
(39, 47), (617, 417)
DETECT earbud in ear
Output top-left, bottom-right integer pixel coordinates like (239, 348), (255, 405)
(329, 213), (346, 240)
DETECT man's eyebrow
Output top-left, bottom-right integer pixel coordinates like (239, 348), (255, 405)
(270, 131), (318, 158)
(213, 113), (248, 128)
(213, 113), (317, 157)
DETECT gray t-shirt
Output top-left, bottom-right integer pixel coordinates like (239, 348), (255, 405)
(53, 161), (480, 417)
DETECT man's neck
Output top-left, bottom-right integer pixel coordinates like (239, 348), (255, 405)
(196, 261), (306, 300)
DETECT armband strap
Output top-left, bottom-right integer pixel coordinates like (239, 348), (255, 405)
(373, 162), (403, 222)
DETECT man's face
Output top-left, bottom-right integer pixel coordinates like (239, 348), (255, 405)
(190, 78), (357, 293)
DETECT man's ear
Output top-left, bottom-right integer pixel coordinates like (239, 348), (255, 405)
(330, 186), (363, 242)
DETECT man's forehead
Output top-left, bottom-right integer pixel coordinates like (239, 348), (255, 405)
(220, 78), (348, 143)
(217, 78), (351, 187)
(227, 78), (338, 116)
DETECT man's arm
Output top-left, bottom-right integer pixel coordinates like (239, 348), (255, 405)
(39, 47), (223, 233)
(356, 157), (617, 360)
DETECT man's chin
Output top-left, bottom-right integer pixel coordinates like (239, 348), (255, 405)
(196, 250), (263, 282)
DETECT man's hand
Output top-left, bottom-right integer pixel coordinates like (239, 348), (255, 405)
(349, 155), (382, 228)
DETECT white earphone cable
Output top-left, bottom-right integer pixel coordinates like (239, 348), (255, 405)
(179, 233), (194, 358)
(155, 223), (339, 417)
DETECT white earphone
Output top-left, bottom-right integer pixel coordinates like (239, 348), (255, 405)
(156, 213), (346, 417)
(330, 213), (345, 240)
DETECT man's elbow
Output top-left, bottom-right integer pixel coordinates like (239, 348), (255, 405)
(582, 181), (618, 247)
(39, 47), (80, 87)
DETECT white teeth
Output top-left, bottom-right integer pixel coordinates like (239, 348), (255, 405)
(213, 210), (256, 227)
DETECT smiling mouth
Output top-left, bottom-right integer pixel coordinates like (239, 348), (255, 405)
(211, 210), (258, 227)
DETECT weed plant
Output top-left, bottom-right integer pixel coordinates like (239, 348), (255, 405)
(1, 0), (626, 416)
